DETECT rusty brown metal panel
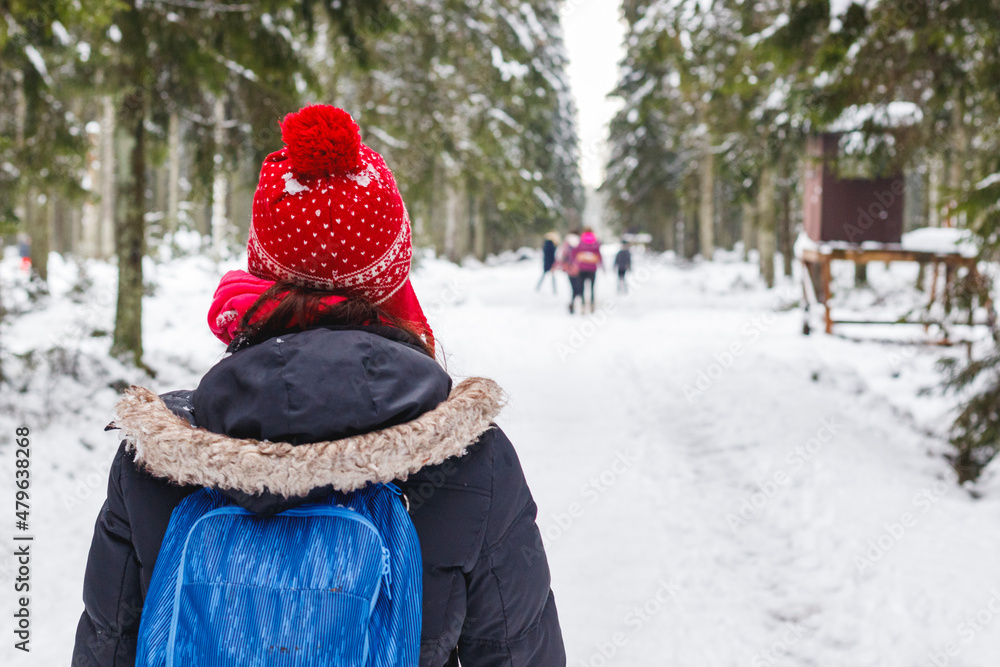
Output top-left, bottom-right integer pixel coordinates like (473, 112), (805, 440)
(819, 176), (904, 244)
(802, 133), (905, 244)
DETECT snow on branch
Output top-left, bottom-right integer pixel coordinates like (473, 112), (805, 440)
(23, 45), (53, 86)
(828, 102), (923, 132)
(148, 0), (253, 12)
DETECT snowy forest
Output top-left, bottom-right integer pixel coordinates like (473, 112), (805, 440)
(602, 0), (1000, 480)
(605, 0), (1000, 276)
(0, 0), (583, 363)
(3, 1), (1000, 665)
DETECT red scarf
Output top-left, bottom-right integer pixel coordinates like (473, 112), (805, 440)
(207, 270), (434, 355)
(207, 270), (349, 345)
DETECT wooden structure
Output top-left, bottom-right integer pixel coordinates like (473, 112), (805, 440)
(800, 243), (994, 340)
(798, 130), (995, 344)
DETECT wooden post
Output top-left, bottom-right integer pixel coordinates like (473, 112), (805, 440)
(944, 265), (955, 315)
(928, 262), (940, 310)
(821, 257), (833, 334)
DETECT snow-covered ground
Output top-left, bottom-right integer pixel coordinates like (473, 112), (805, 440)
(2, 241), (1000, 666)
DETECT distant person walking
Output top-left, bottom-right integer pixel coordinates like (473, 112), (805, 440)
(574, 227), (603, 312)
(614, 241), (632, 293)
(537, 231), (560, 293)
(556, 230), (583, 314)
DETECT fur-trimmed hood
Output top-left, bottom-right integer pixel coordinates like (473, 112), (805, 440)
(108, 327), (506, 513)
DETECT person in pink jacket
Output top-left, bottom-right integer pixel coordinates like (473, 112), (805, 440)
(574, 227), (603, 312)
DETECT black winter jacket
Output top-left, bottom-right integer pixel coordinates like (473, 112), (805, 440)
(72, 326), (565, 667)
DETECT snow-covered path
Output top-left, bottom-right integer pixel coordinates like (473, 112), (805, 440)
(2, 246), (1000, 666)
(419, 252), (1000, 667)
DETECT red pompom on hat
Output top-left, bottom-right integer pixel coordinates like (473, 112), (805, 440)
(212, 104), (432, 350)
(280, 105), (363, 178)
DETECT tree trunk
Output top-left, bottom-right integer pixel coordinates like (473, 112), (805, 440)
(99, 95), (116, 258)
(717, 187), (732, 251)
(928, 154), (942, 228)
(443, 177), (466, 263)
(70, 203), (83, 255)
(699, 145), (715, 261)
(947, 99), (967, 228)
(757, 166), (776, 287)
(662, 198), (676, 253)
(166, 111), (181, 233)
(470, 184), (485, 261)
(0, 270), (4, 382)
(52, 194), (72, 255)
(919, 154), (931, 229)
(80, 125), (101, 258)
(14, 69), (26, 147)
(112, 89), (146, 366)
(779, 179), (793, 277)
(0, 261), (5, 381)
(661, 187), (676, 253)
(683, 172), (699, 259)
(662, 216), (675, 253)
(211, 97), (229, 257)
(26, 191), (50, 283)
(152, 162), (166, 230)
(3, 73), (27, 383)
(741, 198), (756, 262)
(903, 163), (922, 233)
(428, 163), (447, 257)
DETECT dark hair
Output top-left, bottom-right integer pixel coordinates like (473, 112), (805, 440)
(228, 280), (435, 357)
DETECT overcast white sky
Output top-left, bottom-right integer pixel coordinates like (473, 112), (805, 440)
(562, 0), (627, 189)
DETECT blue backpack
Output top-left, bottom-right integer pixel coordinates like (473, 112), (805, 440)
(135, 483), (422, 666)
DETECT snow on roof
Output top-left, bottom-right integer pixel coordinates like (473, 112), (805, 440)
(795, 228), (980, 258)
(828, 102), (923, 132)
(901, 227), (980, 258)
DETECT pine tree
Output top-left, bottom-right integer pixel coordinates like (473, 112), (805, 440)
(78, 0), (391, 366)
(603, 0), (689, 252)
(346, 0), (582, 260)
(0, 1), (117, 279)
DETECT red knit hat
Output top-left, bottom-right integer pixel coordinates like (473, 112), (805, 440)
(240, 104), (431, 346)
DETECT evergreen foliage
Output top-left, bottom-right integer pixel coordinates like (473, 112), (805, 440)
(0, 0), (582, 365)
(339, 0), (583, 259)
(604, 0), (1000, 478)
